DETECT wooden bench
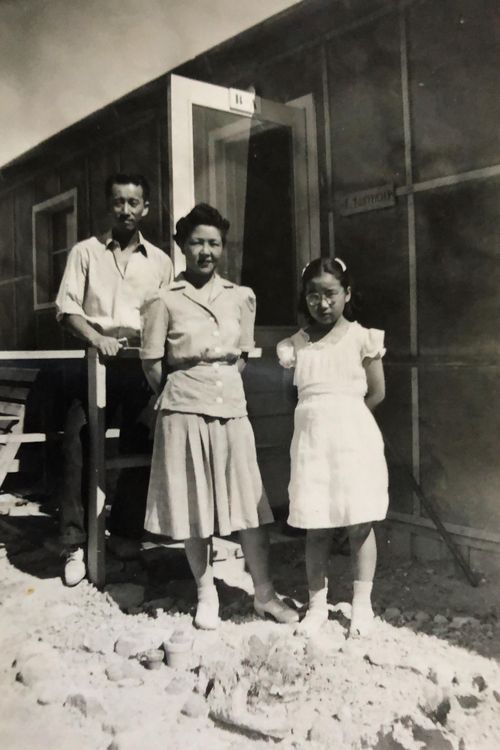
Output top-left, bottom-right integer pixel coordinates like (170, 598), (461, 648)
(0, 366), (41, 486)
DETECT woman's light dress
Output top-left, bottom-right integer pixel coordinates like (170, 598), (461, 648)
(140, 275), (273, 540)
(277, 321), (389, 529)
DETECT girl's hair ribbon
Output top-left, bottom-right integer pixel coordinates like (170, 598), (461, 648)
(334, 257), (347, 272)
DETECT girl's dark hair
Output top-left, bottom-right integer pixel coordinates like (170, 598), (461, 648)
(174, 203), (230, 248)
(299, 256), (355, 322)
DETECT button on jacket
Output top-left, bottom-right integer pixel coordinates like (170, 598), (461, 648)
(55, 231), (173, 341)
(140, 275), (256, 418)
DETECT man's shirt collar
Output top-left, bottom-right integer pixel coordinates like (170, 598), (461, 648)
(100, 230), (148, 257)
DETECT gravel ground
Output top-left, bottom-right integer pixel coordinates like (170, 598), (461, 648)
(1, 492), (500, 750)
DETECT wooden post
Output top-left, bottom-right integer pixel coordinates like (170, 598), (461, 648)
(87, 348), (107, 588)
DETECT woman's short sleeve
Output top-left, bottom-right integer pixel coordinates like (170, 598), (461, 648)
(140, 294), (169, 359)
(276, 337), (296, 369)
(361, 327), (386, 360)
(238, 286), (256, 352)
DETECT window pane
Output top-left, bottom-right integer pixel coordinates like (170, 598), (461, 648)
(34, 212), (52, 305)
(52, 250), (68, 299)
(52, 208), (70, 251)
(420, 368), (500, 530)
(416, 177), (500, 357)
(409, 0), (500, 181)
(33, 193), (76, 308)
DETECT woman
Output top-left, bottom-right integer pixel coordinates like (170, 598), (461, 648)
(140, 203), (298, 630)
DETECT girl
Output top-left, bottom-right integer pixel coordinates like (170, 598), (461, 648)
(140, 203), (298, 630)
(277, 257), (388, 638)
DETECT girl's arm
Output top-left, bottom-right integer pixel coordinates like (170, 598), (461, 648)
(363, 357), (385, 411)
(142, 358), (163, 396)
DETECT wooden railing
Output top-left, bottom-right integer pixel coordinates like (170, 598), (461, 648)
(0, 348), (147, 588)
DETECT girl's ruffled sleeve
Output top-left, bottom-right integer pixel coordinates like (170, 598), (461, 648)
(361, 328), (386, 360)
(276, 337), (296, 369)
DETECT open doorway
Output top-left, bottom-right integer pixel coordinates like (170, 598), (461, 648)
(169, 74), (319, 336)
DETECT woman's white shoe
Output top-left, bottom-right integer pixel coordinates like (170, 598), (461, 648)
(254, 595), (299, 624)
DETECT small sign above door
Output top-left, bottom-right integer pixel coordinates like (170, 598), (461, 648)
(339, 184), (395, 216)
(229, 88), (256, 116)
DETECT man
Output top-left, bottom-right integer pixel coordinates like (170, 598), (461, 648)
(55, 173), (173, 585)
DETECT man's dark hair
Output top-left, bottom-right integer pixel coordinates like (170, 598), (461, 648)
(105, 173), (150, 202)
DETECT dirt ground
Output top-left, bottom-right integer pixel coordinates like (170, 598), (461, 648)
(1, 491), (500, 750)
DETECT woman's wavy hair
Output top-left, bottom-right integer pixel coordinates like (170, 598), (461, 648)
(173, 203), (230, 248)
(299, 256), (358, 322)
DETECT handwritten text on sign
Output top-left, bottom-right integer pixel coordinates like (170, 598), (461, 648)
(339, 184), (395, 216)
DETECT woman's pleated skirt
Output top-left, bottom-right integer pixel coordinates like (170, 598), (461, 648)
(145, 410), (274, 539)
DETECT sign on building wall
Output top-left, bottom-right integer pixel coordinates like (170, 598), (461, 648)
(339, 183), (395, 216)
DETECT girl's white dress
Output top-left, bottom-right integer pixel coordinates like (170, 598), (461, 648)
(277, 321), (389, 529)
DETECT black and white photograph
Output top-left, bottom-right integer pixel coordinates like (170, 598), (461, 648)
(1, 1), (499, 748)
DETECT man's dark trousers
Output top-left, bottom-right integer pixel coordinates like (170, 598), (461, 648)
(59, 357), (152, 547)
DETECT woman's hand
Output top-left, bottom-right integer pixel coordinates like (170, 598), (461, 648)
(142, 358), (163, 396)
(223, 348), (241, 364)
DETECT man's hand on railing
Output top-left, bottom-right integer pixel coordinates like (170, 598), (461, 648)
(91, 334), (123, 357)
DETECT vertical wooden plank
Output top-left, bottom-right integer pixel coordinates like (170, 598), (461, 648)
(0, 194), (15, 280)
(410, 366), (420, 515)
(0, 283), (16, 349)
(400, 4), (420, 516)
(87, 348), (106, 588)
(399, 6), (418, 358)
(14, 182), (35, 277)
(320, 44), (335, 253)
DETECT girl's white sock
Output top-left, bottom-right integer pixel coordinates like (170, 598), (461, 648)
(350, 580), (374, 638)
(197, 580), (217, 596)
(295, 586), (328, 637)
(309, 586), (328, 610)
(353, 579), (373, 605)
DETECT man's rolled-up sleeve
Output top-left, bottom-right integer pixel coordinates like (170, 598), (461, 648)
(54, 242), (88, 322)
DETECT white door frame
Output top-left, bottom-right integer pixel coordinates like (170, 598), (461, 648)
(168, 74), (316, 304)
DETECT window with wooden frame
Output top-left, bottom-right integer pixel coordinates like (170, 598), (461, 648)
(32, 188), (77, 310)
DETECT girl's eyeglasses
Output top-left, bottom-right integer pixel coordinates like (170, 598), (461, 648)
(305, 291), (340, 306)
